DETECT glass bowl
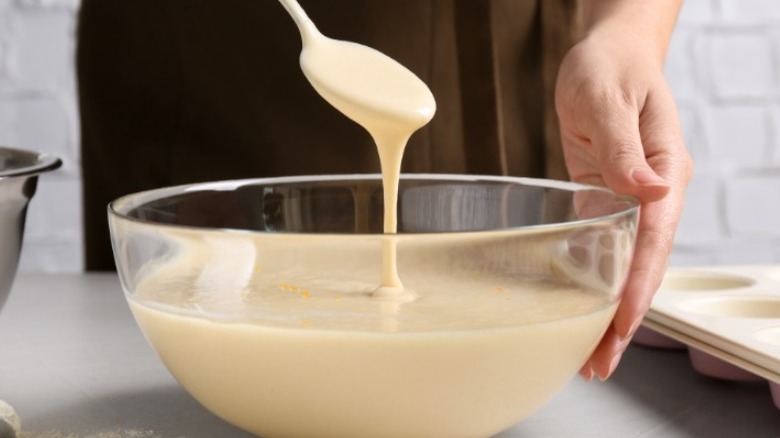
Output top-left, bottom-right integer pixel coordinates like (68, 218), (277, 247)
(109, 174), (638, 438)
(0, 146), (61, 312)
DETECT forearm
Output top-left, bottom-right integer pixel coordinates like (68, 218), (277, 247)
(580, 0), (684, 64)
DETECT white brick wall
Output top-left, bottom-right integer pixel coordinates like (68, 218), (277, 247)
(0, 0), (80, 272)
(704, 104), (770, 166)
(671, 0), (780, 265)
(6, 0), (780, 271)
(707, 31), (777, 99)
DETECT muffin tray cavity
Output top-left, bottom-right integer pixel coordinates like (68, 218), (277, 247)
(636, 265), (780, 409)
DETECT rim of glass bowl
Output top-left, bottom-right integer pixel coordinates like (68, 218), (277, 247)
(0, 146), (62, 178)
(108, 173), (639, 236)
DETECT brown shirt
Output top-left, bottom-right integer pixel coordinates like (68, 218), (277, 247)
(77, 0), (581, 270)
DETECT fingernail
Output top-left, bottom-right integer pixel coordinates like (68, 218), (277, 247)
(599, 353), (623, 381)
(620, 317), (644, 342)
(581, 366), (595, 382)
(631, 168), (668, 187)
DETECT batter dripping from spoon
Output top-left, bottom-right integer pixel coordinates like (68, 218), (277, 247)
(278, 0), (437, 302)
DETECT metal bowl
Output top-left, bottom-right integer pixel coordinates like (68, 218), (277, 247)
(0, 146), (61, 311)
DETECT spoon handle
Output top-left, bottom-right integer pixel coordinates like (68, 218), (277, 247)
(277, 0), (321, 46)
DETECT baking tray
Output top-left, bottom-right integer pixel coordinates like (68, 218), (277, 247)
(635, 265), (780, 407)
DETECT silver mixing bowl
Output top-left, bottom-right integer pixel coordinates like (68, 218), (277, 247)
(0, 146), (61, 311)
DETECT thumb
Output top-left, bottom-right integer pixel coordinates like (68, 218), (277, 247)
(590, 113), (670, 203)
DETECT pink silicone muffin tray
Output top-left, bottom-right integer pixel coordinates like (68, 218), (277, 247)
(634, 265), (780, 408)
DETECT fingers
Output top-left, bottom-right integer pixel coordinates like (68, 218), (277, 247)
(609, 86), (691, 340)
(580, 85), (691, 381)
(613, 183), (685, 334)
(587, 103), (671, 203)
(583, 195), (681, 381)
(580, 324), (629, 381)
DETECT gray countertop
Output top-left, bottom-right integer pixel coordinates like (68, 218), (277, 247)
(0, 274), (777, 438)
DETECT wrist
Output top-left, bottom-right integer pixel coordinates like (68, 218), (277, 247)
(582, 22), (666, 69)
(580, 0), (682, 65)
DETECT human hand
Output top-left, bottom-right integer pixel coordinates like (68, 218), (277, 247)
(555, 27), (692, 381)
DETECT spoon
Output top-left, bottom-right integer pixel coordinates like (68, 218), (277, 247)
(277, 0), (436, 139)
